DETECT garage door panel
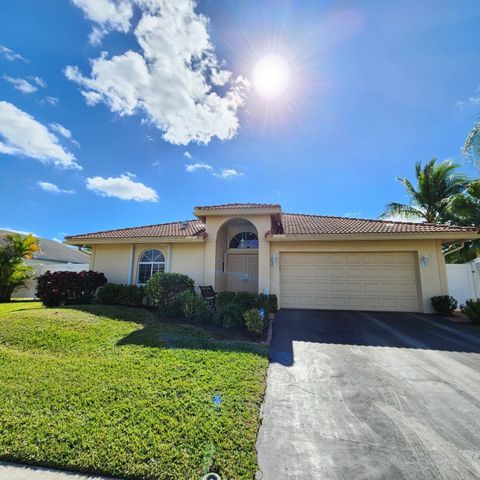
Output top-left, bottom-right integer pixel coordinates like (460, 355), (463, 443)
(280, 252), (419, 312)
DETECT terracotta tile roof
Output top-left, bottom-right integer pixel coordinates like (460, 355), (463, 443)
(66, 211), (478, 242)
(195, 203), (281, 210)
(65, 220), (205, 240)
(280, 213), (479, 235)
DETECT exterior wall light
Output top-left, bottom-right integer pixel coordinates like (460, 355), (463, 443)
(421, 254), (430, 268)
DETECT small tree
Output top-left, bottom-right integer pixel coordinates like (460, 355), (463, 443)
(0, 233), (40, 302)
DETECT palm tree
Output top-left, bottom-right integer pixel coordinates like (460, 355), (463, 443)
(463, 120), (480, 166)
(382, 158), (468, 223)
(445, 179), (480, 262)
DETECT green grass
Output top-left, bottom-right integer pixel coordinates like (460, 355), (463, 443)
(0, 302), (268, 479)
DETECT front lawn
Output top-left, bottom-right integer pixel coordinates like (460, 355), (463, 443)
(0, 303), (268, 479)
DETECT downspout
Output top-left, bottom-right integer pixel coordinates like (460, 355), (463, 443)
(443, 241), (465, 258)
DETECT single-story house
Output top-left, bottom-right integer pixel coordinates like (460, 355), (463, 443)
(65, 203), (479, 313)
(0, 230), (90, 298)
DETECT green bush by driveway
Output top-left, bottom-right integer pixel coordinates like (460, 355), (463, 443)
(0, 303), (268, 479)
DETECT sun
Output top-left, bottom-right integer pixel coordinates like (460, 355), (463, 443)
(252, 54), (290, 99)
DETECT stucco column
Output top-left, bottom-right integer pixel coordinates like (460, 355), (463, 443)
(258, 239), (271, 293)
(204, 239), (217, 288)
(166, 244), (173, 272)
(127, 244), (135, 284)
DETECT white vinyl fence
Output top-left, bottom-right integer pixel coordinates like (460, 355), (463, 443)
(446, 263), (480, 307)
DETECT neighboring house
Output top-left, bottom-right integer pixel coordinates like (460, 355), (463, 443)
(0, 230), (90, 298)
(65, 203), (479, 313)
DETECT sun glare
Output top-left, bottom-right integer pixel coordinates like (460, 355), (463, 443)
(253, 54), (290, 99)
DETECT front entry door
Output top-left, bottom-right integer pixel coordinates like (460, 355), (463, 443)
(227, 254), (259, 293)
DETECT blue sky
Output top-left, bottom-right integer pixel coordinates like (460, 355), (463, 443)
(1, 0), (480, 241)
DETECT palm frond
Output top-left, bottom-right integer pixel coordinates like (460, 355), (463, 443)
(381, 203), (426, 221)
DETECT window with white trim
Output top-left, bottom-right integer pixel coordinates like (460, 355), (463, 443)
(137, 249), (165, 284)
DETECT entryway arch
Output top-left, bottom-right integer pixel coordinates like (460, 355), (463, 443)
(214, 218), (259, 293)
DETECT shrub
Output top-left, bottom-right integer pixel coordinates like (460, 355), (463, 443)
(431, 295), (457, 316)
(267, 294), (278, 314)
(255, 293), (272, 316)
(243, 308), (265, 335)
(145, 272), (194, 310)
(216, 291), (236, 310)
(236, 291), (257, 311)
(461, 299), (480, 324)
(179, 290), (204, 318)
(215, 302), (244, 329)
(195, 300), (214, 323)
(36, 270), (107, 307)
(96, 283), (144, 307)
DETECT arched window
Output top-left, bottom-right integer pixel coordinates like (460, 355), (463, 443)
(229, 232), (259, 249)
(137, 249), (165, 284)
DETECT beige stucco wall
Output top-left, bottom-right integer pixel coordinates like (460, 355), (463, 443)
(91, 244), (131, 284)
(269, 238), (448, 313)
(92, 242), (205, 289)
(170, 243), (205, 288)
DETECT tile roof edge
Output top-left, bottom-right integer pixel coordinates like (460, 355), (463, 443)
(282, 212), (478, 230)
(65, 219), (203, 239)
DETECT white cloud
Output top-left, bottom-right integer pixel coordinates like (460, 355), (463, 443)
(456, 85), (480, 108)
(0, 45), (27, 62)
(71, 0), (133, 44)
(0, 101), (80, 169)
(86, 174), (158, 202)
(4, 76), (37, 94)
(66, 0), (249, 145)
(185, 162), (213, 173)
(37, 181), (75, 194)
(213, 168), (243, 179)
(49, 122), (72, 139)
(184, 151), (192, 159)
(29, 76), (47, 88)
(45, 96), (59, 106)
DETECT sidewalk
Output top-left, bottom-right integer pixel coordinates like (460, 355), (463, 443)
(0, 462), (119, 480)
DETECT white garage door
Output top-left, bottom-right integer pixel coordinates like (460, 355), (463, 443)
(280, 252), (420, 312)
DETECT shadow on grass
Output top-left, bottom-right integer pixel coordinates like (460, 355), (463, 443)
(68, 304), (267, 355)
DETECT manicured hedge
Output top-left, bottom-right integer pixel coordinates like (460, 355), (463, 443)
(96, 283), (145, 307)
(36, 270), (107, 307)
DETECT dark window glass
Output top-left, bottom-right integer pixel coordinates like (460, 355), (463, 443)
(137, 249), (165, 284)
(229, 232), (259, 249)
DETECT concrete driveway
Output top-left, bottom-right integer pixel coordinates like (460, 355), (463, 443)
(257, 310), (480, 480)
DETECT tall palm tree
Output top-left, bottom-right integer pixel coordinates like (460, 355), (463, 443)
(382, 158), (468, 223)
(463, 120), (480, 166)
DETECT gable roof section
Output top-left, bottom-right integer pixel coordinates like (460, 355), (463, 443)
(280, 213), (478, 235)
(0, 230), (90, 263)
(65, 220), (206, 241)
